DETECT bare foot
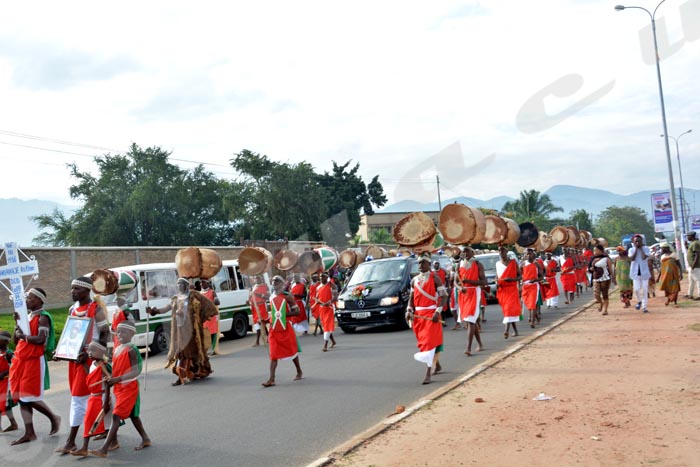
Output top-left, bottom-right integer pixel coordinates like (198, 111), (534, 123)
(476, 345), (483, 352)
(504, 332), (509, 339)
(464, 349), (472, 356)
(331, 342), (336, 348)
(49, 415), (61, 435)
(56, 443), (76, 454)
(252, 343), (260, 347)
(322, 348), (328, 352)
(135, 440), (151, 451)
(88, 449), (107, 458)
(513, 332), (519, 337)
(434, 362), (442, 374)
(108, 441), (121, 451)
(422, 376), (431, 385)
(293, 373), (303, 381)
(2, 423), (18, 432)
(70, 448), (88, 457)
(261, 380), (276, 388)
(11, 433), (37, 445)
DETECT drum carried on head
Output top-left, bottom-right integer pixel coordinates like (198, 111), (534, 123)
(274, 249), (299, 271)
(339, 249), (365, 269)
(517, 222), (539, 248)
(564, 226), (580, 248)
(239, 247), (274, 276)
(365, 245), (388, 259)
(91, 269), (138, 295)
(175, 247), (222, 279)
(502, 218), (520, 245)
(550, 226), (569, 246)
(438, 203), (485, 245)
(392, 212), (437, 247)
(482, 215), (508, 244)
(297, 250), (323, 275)
(315, 247), (338, 272)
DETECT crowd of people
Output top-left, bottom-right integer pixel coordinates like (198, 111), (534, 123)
(1, 230), (698, 456)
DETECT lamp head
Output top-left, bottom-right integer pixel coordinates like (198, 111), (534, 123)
(614, 5), (626, 10)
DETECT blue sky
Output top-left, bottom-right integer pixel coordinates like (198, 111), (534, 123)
(0, 0), (698, 207)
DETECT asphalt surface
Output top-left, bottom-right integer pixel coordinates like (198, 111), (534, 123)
(0, 290), (592, 466)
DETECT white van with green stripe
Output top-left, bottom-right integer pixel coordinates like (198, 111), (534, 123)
(100, 260), (252, 354)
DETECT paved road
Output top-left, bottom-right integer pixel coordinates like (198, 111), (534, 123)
(0, 291), (592, 466)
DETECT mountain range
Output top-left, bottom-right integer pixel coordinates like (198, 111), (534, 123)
(379, 184), (700, 221)
(2, 185), (699, 246)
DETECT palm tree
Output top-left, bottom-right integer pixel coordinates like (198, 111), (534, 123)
(501, 189), (563, 223)
(369, 227), (393, 244)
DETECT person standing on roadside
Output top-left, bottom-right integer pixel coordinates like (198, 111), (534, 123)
(657, 242), (682, 307)
(629, 235), (653, 313)
(590, 245), (615, 315)
(686, 231), (700, 300)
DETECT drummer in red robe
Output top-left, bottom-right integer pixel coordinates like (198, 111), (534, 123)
(521, 249), (544, 328)
(406, 255), (448, 385)
(250, 276), (270, 347)
(289, 274), (309, 334)
(200, 280), (221, 355)
(261, 276), (303, 387)
(308, 274), (322, 336)
(496, 246), (522, 339)
(561, 249), (577, 304)
(544, 252), (561, 308)
(457, 247), (486, 356)
(316, 272), (338, 352)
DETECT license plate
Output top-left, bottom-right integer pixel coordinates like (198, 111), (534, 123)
(351, 312), (370, 319)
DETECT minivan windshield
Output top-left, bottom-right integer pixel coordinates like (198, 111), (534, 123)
(476, 254), (499, 273)
(346, 260), (407, 287)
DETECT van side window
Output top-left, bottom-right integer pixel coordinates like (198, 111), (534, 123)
(211, 267), (230, 291)
(144, 270), (178, 299)
(233, 266), (245, 290)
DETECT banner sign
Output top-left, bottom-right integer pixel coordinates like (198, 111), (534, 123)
(651, 192), (673, 233)
(690, 214), (700, 234)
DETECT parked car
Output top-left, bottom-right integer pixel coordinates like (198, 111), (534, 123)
(474, 252), (499, 302)
(335, 256), (418, 333)
(605, 247), (619, 260)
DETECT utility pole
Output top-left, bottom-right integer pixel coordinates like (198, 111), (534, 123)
(436, 175), (442, 211)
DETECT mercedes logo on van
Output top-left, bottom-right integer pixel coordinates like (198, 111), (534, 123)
(357, 300), (365, 309)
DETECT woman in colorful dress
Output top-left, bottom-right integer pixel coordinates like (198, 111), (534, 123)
(615, 247), (633, 308)
(657, 243), (683, 307)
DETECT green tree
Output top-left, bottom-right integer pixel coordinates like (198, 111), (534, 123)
(568, 209), (594, 233)
(594, 206), (654, 246)
(501, 189), (563, 223)
(369, 227), (392, 244)
(33, 144), (236, 246)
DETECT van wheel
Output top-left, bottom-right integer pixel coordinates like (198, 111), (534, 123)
(340, 325), (356, 334)
(150, 325), (169, 355)
(224, 312), (249, 340)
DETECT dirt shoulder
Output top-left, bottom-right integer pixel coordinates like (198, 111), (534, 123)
(333, 293), (700, 467)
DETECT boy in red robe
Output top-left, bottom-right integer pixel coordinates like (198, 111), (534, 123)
(0, 330), (18, 432)
(261, 276), (303, 387)
(308, 274), (322, 336)
(560, 249), (577, 304)
(521, 249), (543, 328)
(290, 275), (309, 334)
(406, 256), (448, 385)
(90, 322), (151, 457)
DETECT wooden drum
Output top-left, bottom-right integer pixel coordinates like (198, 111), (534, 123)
(438, 203), (486, 245)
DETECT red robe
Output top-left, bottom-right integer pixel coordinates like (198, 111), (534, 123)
(68, 302), (98, 397)
(497, 260), (521, 319)
(316, 283), (335, 333)
(411, 273), (443, 352)
(308, 282), (320, 320)
(111, 310), (127, 349)
(201, 289), (219, 335)
(0, 350), (11, 413)
(289, 282), (308, 324)
(458, 261), (481, 322)
(250, 284), (270, 324)
(544, 260), (560, 299)
(268, 293), (300, 360)
(83, 362), (108, 438)
(10, 312), (45, 401)
(112, 344), (140, 419)
(521, 261), (540, 311)
(561, 257), (577, 293)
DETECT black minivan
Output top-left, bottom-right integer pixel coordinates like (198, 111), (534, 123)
(335, 255), (418, 333)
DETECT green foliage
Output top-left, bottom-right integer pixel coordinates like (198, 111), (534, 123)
(0, 307), (69, 351)
(32, 144), (236, 246)
(368, 227), (392, 245)
(501, 189), (563, 224)
(594, 206), (654, 245)
(568, 209), (594, 233)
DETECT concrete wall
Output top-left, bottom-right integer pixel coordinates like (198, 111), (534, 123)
(1, 242), (321, 313)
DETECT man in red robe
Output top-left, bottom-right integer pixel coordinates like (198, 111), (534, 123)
(544, 252), (561, 308)
(561, 249), (577, 304)
(250, 276), (270, 347)
(521, 249), (543, 328)
(9, 288), (61, 445)
(406, 256), (448, 384)
(289, 275), (309, 334)
(457, 247), (486, 356)
(308, 274), (322, 336)
(316, 272), (338, 352)
(261, 276), (303, 387)
(496, 247), (522, 339)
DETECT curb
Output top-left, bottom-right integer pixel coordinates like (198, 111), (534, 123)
(306, 297), (597, 467)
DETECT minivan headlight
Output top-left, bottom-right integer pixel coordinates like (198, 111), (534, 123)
(379, 296), (399, 306)
(336, 299), (345, 309)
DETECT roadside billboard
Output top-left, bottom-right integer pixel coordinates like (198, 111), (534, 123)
(651, 192), (673, 233)
(690, 214), (700, 234)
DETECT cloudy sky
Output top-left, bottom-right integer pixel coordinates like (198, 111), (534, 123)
(0, 0), (698, 209)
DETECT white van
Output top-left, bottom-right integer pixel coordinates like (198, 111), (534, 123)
(100, 260), (252, 354)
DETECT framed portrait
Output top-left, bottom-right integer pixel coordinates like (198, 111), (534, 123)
(54, 317), (91, 361)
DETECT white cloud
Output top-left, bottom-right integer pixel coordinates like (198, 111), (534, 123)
(0, 0), (698, 212)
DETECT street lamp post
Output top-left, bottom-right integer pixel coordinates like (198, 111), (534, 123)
(661, 129), (692, 232)
(615, 1), (684, 257)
